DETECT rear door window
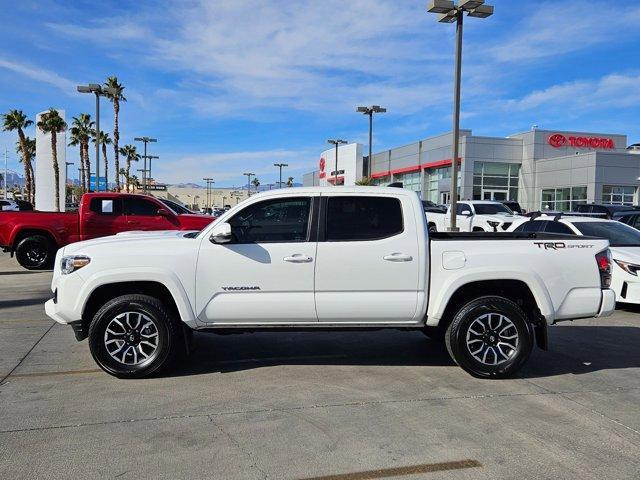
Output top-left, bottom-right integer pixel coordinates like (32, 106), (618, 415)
(543, 221), (574, 234)
(326, 196), (403, 241)
(513, 221), (544, 233)
(89, 198), (123, 215)
(126, 197), (161, 216)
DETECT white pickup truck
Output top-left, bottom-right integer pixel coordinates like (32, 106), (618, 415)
(427, 200), (521, 232)
(45, 187), (615, 379)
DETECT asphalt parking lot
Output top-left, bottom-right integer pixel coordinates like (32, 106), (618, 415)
(1, 253), (639, 480)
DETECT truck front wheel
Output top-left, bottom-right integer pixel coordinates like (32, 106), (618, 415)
(15, 234), (55, 270)
(88, 294), (179, 379)
(445, 296), (533, 378)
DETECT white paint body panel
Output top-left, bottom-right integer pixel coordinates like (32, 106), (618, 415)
(45, 187), (613, 332)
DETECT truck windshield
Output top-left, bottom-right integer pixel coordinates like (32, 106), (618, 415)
(573, 221), (640, 246)
(473, 204), (513, 215)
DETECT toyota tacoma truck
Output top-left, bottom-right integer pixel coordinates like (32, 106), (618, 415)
(0, 192), (214, 270)
(427, 200), (521, 232)
(45, 187), (615, 379)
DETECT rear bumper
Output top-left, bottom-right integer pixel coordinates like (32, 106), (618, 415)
(597, 289), (616, 317)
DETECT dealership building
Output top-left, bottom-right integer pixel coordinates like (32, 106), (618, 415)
(303, 128), (640, 212)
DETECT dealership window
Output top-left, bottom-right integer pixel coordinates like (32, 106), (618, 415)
(472, 162), (520, 201)
(540, 186), (587, 211)
(371, 175), (390, 186)
(425, 166), (451, 203)
(395, 171), (421, 193)
(602, 185), (635, 205)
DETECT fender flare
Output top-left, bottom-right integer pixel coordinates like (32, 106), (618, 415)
(426, 268), (555, 326)
(77, 267), (198, 328)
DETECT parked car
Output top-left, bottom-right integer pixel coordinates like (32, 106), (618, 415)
(427, 200), (521, 232)
(572, 203), (640, 220)
(508, 215), (640, 304)
(0, 193), (215, 270)
(501, 200), (525, 215)
(158, 198), (198, 215)
(0, 199), (19, 211)
(45, 187), (614, 379)
(614, 212), (640, 231)
(421, 200), (447, 214)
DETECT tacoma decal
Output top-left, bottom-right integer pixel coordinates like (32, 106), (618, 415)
(222, 286), (261, 291)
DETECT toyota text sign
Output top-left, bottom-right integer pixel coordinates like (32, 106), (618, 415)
(548, 134), (615, 150)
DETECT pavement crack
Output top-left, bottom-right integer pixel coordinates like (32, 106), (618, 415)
(0, 321), (56, 385)
(208, 415), (269, 480)
(1, 385), (639, 435)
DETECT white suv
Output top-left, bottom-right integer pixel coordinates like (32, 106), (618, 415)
(509, 215), (640, 304)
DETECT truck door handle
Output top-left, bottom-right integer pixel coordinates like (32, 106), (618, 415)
(383, 253), (413, 262)
(283, 254), (313, 263)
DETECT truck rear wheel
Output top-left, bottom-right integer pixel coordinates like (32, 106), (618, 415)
(88, 294), (179, 379)
(445, 296), (533, 378)
(15, 234), (55, 270)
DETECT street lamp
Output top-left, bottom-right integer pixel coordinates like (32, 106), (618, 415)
(77, 84), (117, 191)
(146, 155), (159, 183)
(426, 0), (493, 231)
(356, 105), (386, 178)
(65, 162), (74, 186)
(327, 139), (347, 186)
(202, 177), (214, 209)
(243, 172), (255, 196)
(274, 163), (288, 188)
(134, 137), (158, 193)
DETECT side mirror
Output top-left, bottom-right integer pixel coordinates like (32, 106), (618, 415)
(210, 222), (232, 244)
(157, 208), (171, 217)
(461, 210), (472, 216)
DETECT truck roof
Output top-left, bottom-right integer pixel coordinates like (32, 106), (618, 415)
(248, 186), (419, 196)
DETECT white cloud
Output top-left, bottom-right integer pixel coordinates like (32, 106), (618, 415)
(505, 73), (640, 112)
(0, 57), (76, 94)
(152, 148), (314, 185)
(490, 1), (640, 63)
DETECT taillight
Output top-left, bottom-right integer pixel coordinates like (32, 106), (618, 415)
(595, 249), (612, 289)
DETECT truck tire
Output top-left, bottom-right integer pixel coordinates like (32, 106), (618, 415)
(15, 234), (55, 270)
(88, 294), (179, 379)
(445, 296), (533, 379)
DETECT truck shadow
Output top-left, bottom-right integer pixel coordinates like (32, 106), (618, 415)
(165, 325), (640, 379)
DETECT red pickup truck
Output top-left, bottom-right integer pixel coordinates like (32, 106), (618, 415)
(0, 193), (215, 270)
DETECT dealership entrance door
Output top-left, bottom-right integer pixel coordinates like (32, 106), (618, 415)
(482, 189), (508, 201)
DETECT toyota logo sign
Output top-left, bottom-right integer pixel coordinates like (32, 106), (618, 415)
(548, 134), (615, 149)
(319, 157), (326, 178)
(548, 134), (567, 148)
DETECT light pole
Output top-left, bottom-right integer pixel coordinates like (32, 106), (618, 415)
(65, 162), (74, 185)
(145, 155), (159, 183)
(134, 137), (158, 194)
(77, 84), (117, 191)
(327, 139), (347, 186)
(274, 163), (288, 188)
(202, 177), (214, 209)
(356, 105), (386, 178)
(427, 0), (493, 231)
(243, 172), (255, 197)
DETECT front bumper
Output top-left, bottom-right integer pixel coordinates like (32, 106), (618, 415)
(597, 289), (616, 317)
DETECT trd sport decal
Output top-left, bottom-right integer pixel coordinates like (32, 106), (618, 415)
(533, 242), (594, 250)
(221, 286), (261, 291)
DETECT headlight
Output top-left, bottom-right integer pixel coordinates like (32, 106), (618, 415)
(614, 259), (640, 276)
(61, 255), (91, 275)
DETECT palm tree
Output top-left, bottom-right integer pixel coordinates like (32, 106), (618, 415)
(2, 110), (34, 204)
(92, 130), (112, 190)
(286, 176), (294, 187)
(129, 174), (139, 190)
(118, 144), (140, 192)
(68, 114), (94, 192)
(37, 108), (67, 212)
(118, 167), (128, 191)
(104, 76), (126, 191)
(355, 176), (374, 186)
(252, 177), (260, 192)
(15, 137), (36, 201)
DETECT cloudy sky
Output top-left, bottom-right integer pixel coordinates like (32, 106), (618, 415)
(1, 0), (639, 187)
